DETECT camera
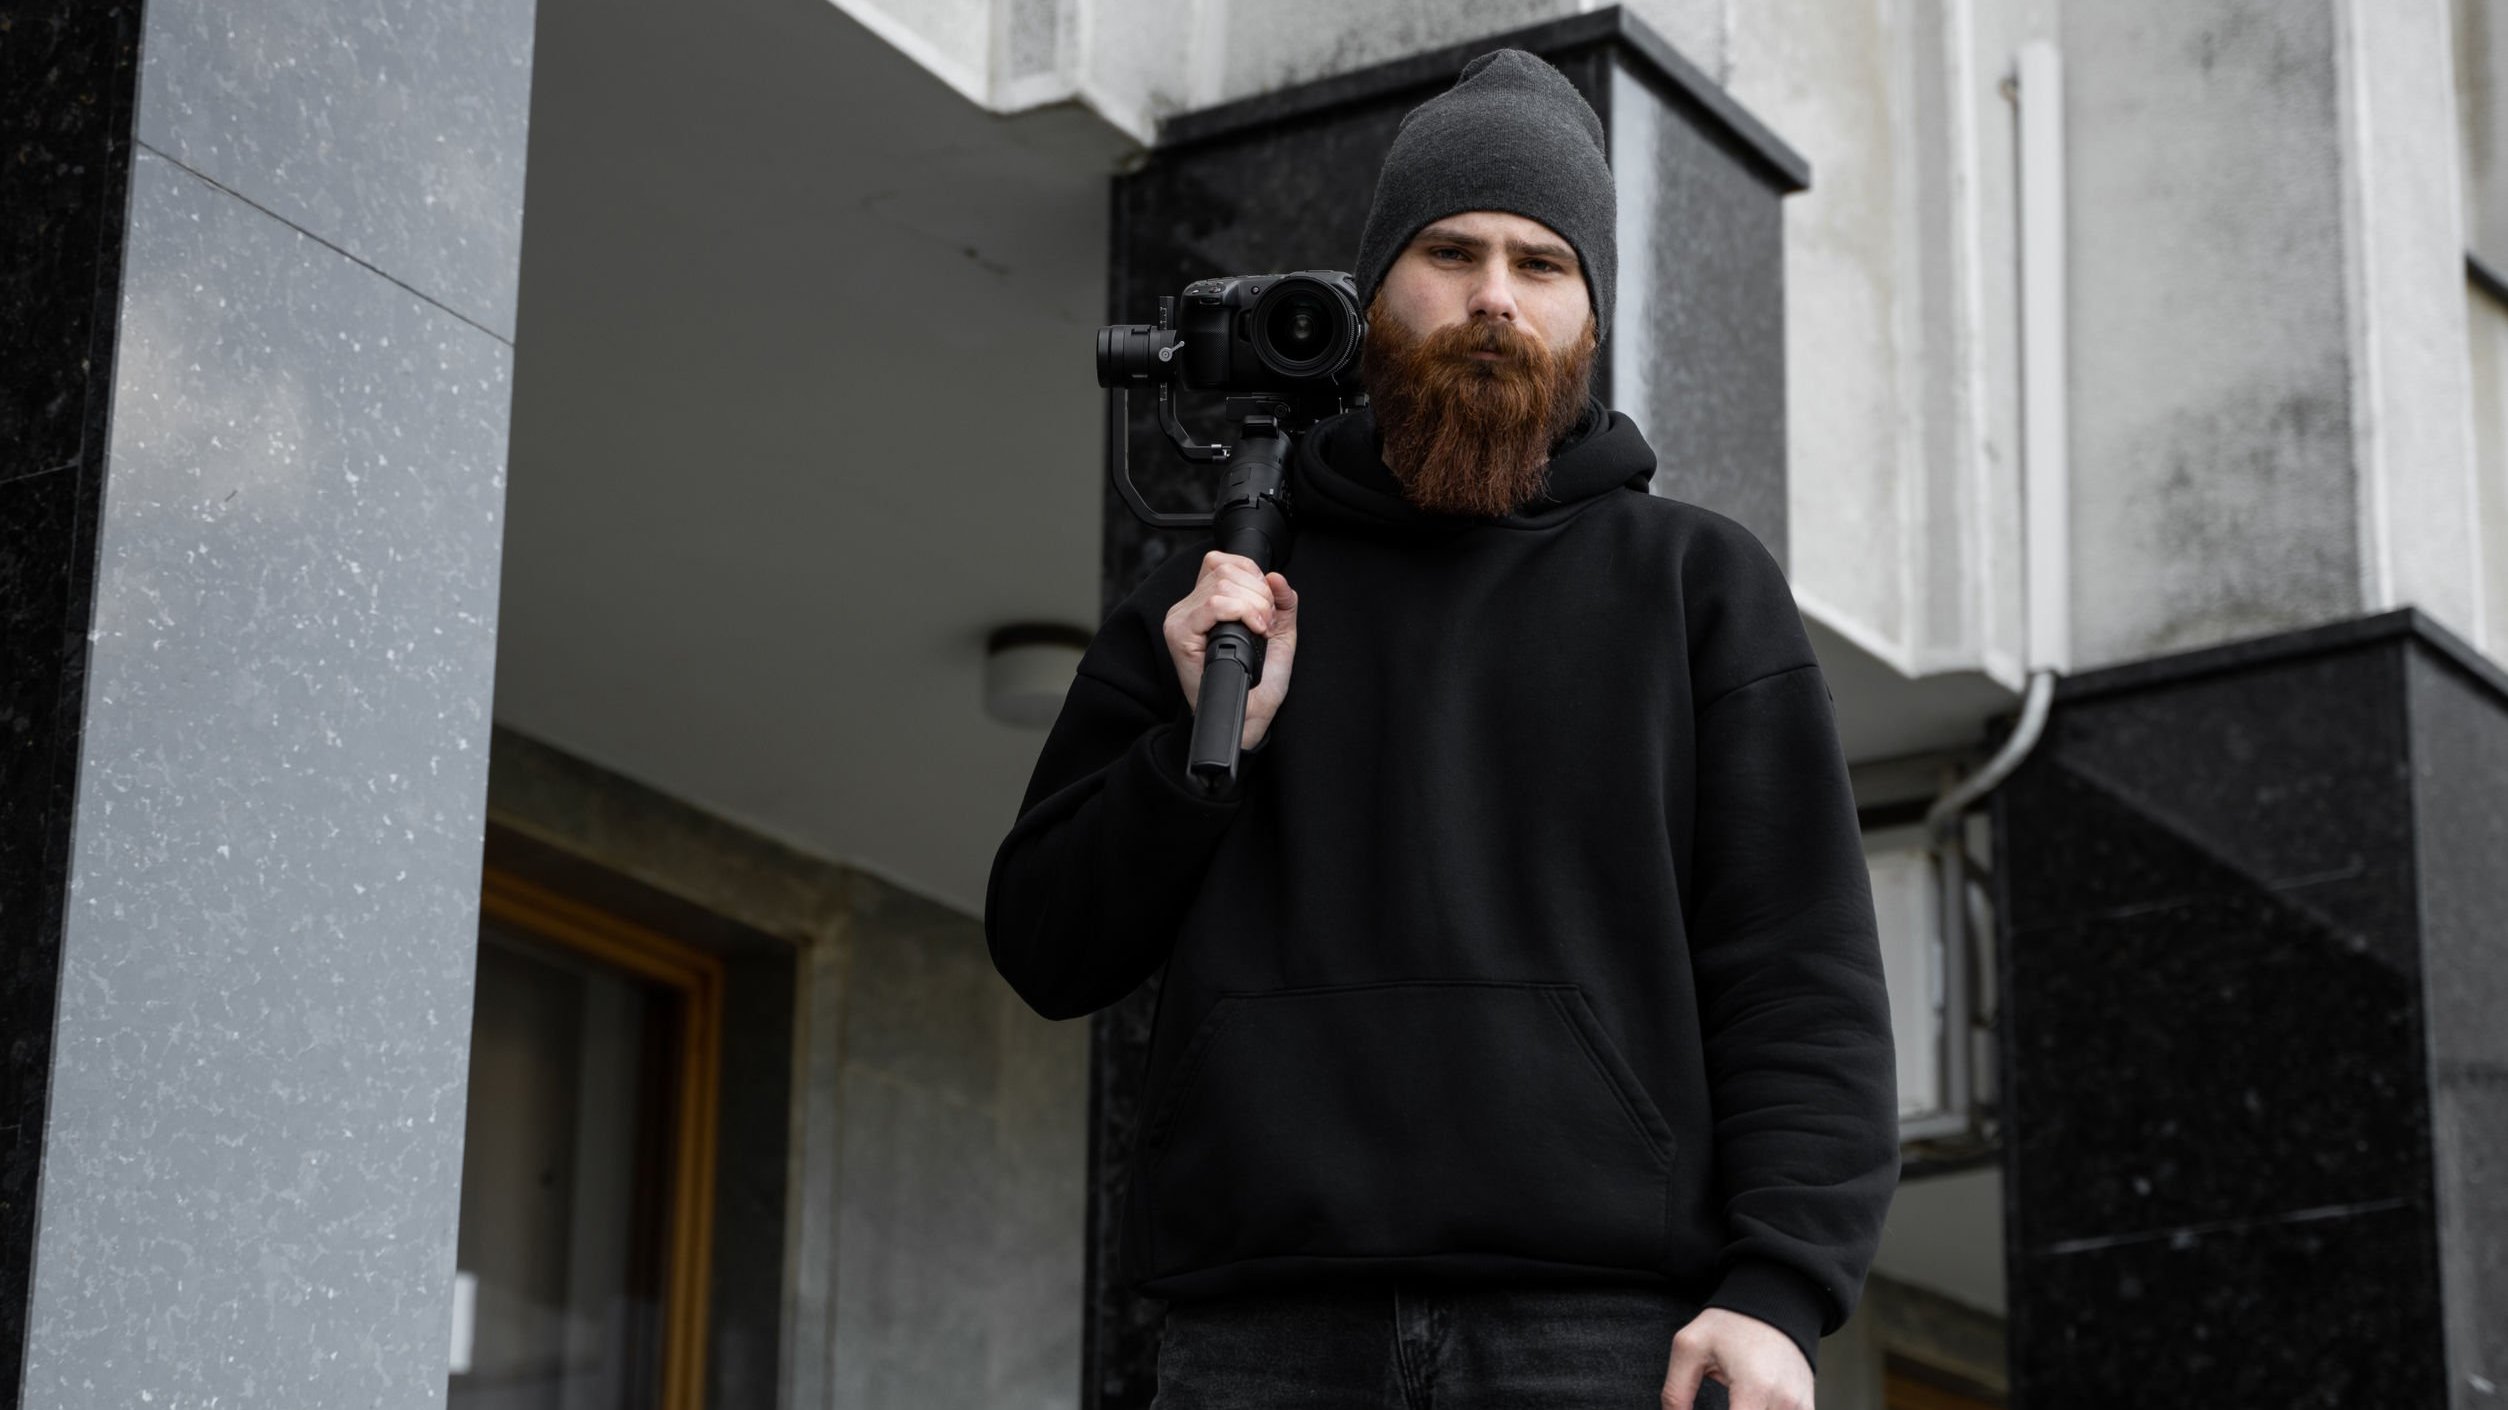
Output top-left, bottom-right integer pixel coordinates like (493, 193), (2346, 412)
(1097, 270), (1367, 396)
(1093, 268), (1370, 534)
(1092, 271), (1365, 796)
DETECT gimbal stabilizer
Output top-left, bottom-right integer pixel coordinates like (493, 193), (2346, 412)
(1097, 272), (1369, 799)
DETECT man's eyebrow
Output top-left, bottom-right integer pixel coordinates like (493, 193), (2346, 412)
(1411, 225), (1578, 265)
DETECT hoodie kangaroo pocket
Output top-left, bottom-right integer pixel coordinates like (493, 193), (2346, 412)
(1139, 979), (1676, 1276)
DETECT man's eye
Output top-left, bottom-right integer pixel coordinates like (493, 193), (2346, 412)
(1526, 259), (1560, 273)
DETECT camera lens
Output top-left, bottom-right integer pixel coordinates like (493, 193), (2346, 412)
(1249, 275), (1359, 382)
(1271, 295), (1325, 356)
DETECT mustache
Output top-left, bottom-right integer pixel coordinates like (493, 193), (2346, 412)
(1412, 316), (1547, 371)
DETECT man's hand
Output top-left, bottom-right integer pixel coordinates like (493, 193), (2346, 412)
(1165, 550), (1299, 751)
(1660, 1308), (1813, 1410)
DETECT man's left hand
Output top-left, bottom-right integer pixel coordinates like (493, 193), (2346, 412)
(1659, 1307), (1813, 1410)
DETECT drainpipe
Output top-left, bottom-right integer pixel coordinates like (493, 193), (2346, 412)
(1911, 40), (2070, 1147)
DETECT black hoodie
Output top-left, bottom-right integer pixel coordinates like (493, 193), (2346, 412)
(983, 395), (1899, 1372)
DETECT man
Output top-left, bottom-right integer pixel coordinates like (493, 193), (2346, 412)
(986, 47), (1898, 1410)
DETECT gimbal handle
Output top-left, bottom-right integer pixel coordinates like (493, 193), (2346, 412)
(1185, 418), (1294, 797)
(1105, 384), (1316, 798)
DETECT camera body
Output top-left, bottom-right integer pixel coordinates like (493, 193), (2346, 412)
(1098, 269), (1367, 397)
(1172, 271), (1367, 392)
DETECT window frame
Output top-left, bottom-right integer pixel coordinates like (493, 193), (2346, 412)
(477, 864), (726, 1410)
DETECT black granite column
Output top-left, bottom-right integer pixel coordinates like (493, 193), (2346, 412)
(1088, 10), (1807, 1406)
(1992, 607), (2506, 1406)
(1, 4), (146, 1399)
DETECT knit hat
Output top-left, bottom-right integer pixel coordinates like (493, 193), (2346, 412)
(1353, 48), (1617, 345)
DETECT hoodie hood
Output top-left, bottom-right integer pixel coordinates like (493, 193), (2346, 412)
(1287, 393), (1658, 536)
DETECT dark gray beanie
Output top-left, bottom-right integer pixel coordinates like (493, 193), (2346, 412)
(1354, 48), (1616, 345)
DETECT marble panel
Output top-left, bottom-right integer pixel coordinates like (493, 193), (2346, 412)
(1608, 55), (1789, 555)
(2009, 1201), (2445, 1408)
(1999, 647), (2417, 942)
(135, 0), (537, 337)
(19, 149), (513, 1409)
(2405, 647), (2508, 1395)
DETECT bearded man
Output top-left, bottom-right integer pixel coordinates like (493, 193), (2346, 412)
(987, 46), (1899, 1410)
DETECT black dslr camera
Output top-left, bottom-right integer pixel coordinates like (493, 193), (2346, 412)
(1096, 270), (1370, 526)
(1094, 270), (1369, 796)
(1099, 271), (1367, 403)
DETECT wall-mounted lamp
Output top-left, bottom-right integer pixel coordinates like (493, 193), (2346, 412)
(984, 622), (1095, 728)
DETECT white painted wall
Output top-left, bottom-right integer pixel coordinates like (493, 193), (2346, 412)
(1728, 0), (2494, 677)
(2467, 288), (2508, 649)
(829, 0), (1733, 142)
(2458, 0), (2508, 661)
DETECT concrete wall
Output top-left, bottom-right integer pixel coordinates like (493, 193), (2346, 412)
(2459, 0), (2508, 267)
(2459, 1), (2508, 662)
(819, 877), (1088, 1410)
(2062, 0), (2362, 660)
(2341, 0), (2481, 653)
(1725, 0), (2033, 686)
(2056, 0), (2480, 668)
(2470, 288), (2508, 653)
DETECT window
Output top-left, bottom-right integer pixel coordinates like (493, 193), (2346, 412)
(448, 868), (723, 1410)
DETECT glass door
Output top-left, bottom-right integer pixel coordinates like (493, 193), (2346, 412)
(449, 869), (722, 1409)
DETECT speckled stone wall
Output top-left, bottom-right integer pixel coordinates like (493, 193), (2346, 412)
(1091, 13), (1804, 1407)
(6, 0), (536, 1403)
(1991, 608), (2508, 1407)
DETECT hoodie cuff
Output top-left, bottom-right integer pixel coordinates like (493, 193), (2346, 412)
(1703, 1259), (1831, 1375)
(1144, 716), (1263, 805)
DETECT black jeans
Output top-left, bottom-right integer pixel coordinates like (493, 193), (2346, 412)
(1146, 1278), (1731, 1410)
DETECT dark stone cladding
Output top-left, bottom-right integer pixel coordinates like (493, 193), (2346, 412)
(1089, 10), (1804, 1406)
(1, 2), (147, 1398)
(1990, 605), (2507, 1407)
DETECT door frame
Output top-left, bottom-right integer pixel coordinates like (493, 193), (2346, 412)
(479, 864), (726, 1410)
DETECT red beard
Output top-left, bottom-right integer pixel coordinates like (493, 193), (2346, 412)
(1358, 294), (1599, 518)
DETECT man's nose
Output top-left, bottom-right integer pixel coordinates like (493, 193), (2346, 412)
(1466, 266), (1519, 324)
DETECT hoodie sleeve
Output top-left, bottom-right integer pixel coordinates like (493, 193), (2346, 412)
(983, 548), (1271, 1022)
(1680, 515), (1902, 1372)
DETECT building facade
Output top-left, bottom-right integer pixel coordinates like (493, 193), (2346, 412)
(6, 0), (2502, 1406)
